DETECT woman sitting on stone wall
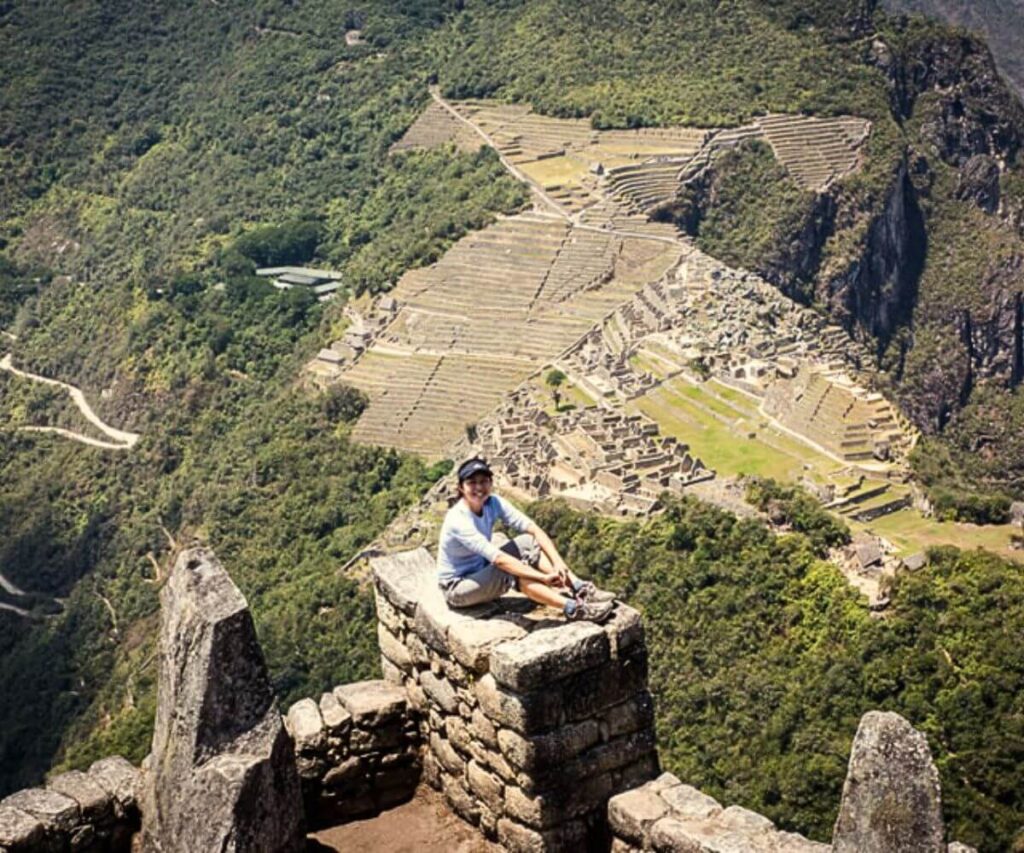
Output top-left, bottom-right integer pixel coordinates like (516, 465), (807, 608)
(437, 457), (616, 622)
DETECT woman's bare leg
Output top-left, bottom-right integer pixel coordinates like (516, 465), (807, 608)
(518, 577), (571, 610)
(535, 551), (579, 590)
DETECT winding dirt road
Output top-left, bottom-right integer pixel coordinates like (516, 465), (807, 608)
(1, 353), (140, 449)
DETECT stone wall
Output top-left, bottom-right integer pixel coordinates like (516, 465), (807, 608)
(371, 547), (659, 852)
(607, 773), (827, 852)
(0, 756), (140, 853)
(285, 680), (421, 828)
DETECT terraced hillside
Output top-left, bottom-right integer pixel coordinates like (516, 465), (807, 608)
(336, 212), (682, 457)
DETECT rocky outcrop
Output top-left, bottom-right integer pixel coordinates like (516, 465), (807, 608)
(285, 680), (421, 827)
(140, 548), (304, 853)
(832, 711), (944, 852)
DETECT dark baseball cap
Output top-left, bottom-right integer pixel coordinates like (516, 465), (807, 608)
(457, 457), (493, 482)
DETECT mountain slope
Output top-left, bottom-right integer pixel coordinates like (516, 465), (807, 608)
(1, 2), (1023, 850)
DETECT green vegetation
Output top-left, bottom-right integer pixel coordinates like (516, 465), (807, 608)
(1, 3), (1023, 849)
(745, 477), (851, 555)
(631, 377), (842, 483)
(674, 141), (821, 301)
(532, 497), (1024, 851)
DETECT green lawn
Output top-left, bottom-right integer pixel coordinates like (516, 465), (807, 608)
(631, 376), (841, 482)
(855, 509), (1023, 562)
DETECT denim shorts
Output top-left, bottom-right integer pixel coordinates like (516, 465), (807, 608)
(442, 533), (541, 608)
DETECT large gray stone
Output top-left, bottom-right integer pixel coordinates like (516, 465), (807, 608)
(0, 806), (45, 852)
(659, 782), (722, 821)
(832, 711), (944, 853)
(420, 670), (459, 714)
(370, 547), (434, 615)
(88, 756), (141, 819)
(490, 622), (610, 692)
(449, 616), (528, 672)
(285, 697), (325, 753)
(47, 770), (112, 824)
(0, 788), (78, 836)
(498, 719), (600, 771)
(608, 785), (670, 845)
(333, 680), (407, 727)
(377, 623), (413, 671)
(140, 548), (303, 853)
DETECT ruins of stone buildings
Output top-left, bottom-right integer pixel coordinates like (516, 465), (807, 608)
(467, 387), (713, 517)
(0, 545), (980, 852)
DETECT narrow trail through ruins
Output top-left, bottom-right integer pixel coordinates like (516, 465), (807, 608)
(1, 353), (141, 450)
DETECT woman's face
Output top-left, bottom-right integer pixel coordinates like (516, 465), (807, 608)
(459, 472), (492, 514)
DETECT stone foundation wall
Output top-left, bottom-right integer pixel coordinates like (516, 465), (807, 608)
(285, 679), (421, 829)
(371, 547), (659, 852)
(0, 756), (140, 853)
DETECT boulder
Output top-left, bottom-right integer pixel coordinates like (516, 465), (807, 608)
(0, 806), (45, 852)
(832, 711), (943, 853)
(140, 548), (303, 853)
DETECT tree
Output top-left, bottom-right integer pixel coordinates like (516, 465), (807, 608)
(545, 368), (567, 410)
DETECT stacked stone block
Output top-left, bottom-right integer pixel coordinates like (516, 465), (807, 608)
(285, 680), (421, 828)
(0, 756), (140, 853)
(607, 772), (828, 853)
(372, 547), (659, 852)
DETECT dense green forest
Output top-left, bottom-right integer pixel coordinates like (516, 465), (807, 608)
(532, 497), (1024, 851)
(1, 1), (1024, 849)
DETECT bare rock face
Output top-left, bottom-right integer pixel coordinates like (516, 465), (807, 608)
(832, 711), (944, 853)
(141, 548), (303, 853)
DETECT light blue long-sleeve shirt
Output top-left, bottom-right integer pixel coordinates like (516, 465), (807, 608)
(437, 495), (533, 582)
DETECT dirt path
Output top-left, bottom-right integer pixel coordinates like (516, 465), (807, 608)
(310, 786), (501, 853)
(1, 353), (140, 449)
(0, 601), (32, 618)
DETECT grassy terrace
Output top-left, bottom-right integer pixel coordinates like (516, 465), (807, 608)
(629, 375), (842, 482)
(853, 510), (1023, 562)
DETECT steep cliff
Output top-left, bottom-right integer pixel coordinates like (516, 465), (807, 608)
(680, 16), (1024, 493)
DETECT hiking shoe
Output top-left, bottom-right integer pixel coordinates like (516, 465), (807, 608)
(575, 580), (618, 604)
(567, 597), (615, 623)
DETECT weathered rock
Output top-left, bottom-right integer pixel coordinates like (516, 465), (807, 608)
(318, 691), (352, 735)
(370, 547), (433, 615)
(420, 671), (459, 714)
(448, 616), (528, 672)
(377, 623), (413, 671)
(608, 785), (670, 845)
(947, 842), (978, 853)
(0, 805), (45, 852)
(286, 697), (325, 753)
(140, 548), (303, 853)
(333, 680), (407, 727)
(832, 711), (943, 853)
(718, 805), (774, 834)
(490, 622), (610, 692)
(659, 781), (722, 821)
(0, 788), (78, 836)
(88, 756), (141, 819)
(47, 770), (112, 824)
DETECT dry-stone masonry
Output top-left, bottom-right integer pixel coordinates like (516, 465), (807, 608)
(608, 772), (827, 852)
(372, 546), (658, 852)
(285, 679), (421, 827)
(141, 548), (304, 853)
(0, 757), (140, 853)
